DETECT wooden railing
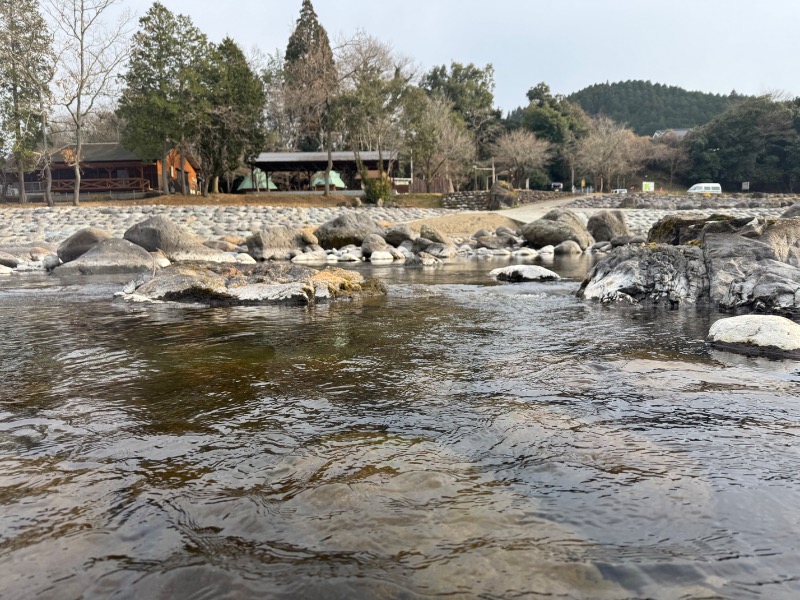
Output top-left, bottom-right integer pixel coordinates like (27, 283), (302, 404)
(50, 178), (152, 192)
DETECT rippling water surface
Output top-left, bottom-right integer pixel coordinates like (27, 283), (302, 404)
(1, 259), (799, 599)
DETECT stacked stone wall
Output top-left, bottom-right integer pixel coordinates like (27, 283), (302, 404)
(442, 190), (572, 210)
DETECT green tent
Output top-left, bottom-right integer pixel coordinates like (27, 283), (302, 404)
(236, 169), (277, 192)
(310, 170), (346, 190)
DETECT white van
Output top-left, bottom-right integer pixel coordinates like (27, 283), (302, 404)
(687, 183), (722, 194)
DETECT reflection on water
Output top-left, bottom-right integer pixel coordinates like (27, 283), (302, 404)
(0, 258), (799, 599)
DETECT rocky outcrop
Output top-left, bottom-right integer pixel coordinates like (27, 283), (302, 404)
(57, 227), (113, 263)
(123, 216), (235, 263)
(53, 238), (156, 275)
(118, 263), (387, 306)
(246, 225), (318, 261)
(707, 315), (800, 358)
(521, 208), (595, 250)
(587, 210), (630, 241)
(314, 213), (385, 249)
(579, 216), (800, 314)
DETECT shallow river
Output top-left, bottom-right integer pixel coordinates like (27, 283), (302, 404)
(1, 258), (799, 599)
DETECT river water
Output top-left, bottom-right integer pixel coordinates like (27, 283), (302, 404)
(1, 258), (798, 599)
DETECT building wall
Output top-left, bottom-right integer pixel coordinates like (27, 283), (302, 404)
(157, 149), (199, 194)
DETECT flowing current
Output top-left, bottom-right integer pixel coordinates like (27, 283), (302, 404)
(0, 258), (798, 599)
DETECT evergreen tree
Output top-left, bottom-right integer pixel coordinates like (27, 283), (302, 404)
(284, 0), (336, 152)
(0, 0), (54, 204)
(194, 38), (267, 194)
(117, 2), (208, 195)
(421, 62), (502, 159)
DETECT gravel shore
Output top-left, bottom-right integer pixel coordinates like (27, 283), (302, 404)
(0, 204), (452, 246)
(0, 198), (791, 247)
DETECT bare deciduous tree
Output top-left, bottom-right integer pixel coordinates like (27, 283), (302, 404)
(405, 92), (475, 192)
(47, 0), (132, 205)
(576, 116), (634, 193)
(493, 129), (551, 189)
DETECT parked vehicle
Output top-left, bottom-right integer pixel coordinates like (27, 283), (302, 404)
(687, 183), (722, 194)
(611, 188), (628, 194)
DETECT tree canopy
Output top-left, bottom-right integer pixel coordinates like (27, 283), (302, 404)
(567, 80), (737, 135)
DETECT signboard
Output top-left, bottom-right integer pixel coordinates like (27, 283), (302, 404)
(642, 181), (655, 192)
(742, 181), (750, 191)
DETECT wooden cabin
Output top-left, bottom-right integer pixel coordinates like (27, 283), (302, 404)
(16, 142), (200, 198)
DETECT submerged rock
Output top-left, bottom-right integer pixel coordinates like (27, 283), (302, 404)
(117, 262), (387, 306)
(707, 315), (800, 358)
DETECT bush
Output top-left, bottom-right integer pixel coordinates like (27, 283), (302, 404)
(363, 175), (392, 204)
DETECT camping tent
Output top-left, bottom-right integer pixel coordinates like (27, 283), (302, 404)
(310, 170), (346, 190)
(235, 169), (277, 192)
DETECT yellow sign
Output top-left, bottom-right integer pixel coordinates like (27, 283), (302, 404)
(581, 180), (585, 187)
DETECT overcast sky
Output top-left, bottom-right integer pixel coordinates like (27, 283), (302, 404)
(124, 0), (800, 113)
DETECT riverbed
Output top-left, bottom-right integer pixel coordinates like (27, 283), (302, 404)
(1, 258), (799, 599)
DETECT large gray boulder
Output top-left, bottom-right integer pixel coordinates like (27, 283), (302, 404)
(361, 233), (389, 259)
(487, 181), (517, 210)
(57, 227), (112, 263)
(314, 213), (385, 249)
(708, 315), (800, 358)
(419, 224), (452, 246)
(781, 203), (800, 218)
(246, 225), (318, 261)
(383, 223), (417, 246)
(579, 216), (800, 314)
(53, 238), (155, 275)
(0, 251), (19, 269)
(124, 216), (235, 263)
(521, 209), (594, 250)
(587, 210), (630, 242)
(578, 244), (707, 305)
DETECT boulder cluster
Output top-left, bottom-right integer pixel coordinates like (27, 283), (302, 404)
(579, 208), (800, 315)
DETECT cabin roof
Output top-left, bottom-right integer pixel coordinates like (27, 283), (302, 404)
(250, 150), (398, 172)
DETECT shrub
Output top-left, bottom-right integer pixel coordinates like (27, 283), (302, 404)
(363, 175), (392, 204)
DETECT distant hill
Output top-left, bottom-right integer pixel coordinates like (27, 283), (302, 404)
(567, 80), (741, 136)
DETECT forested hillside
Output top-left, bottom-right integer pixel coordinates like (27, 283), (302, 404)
(568, 81), (740, 135)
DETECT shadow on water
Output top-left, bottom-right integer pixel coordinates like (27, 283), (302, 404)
(0, 259), (799, 599)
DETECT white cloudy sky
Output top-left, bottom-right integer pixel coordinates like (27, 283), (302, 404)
(122, 0), (800, 112)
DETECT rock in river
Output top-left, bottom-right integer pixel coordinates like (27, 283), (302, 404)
(707, 315), (800, 358)
(118, 262), (387, 306)
(490, 265), (561, 282)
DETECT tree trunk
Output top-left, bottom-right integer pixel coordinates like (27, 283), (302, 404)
(40, 94), (53, 207)
(179, 141), (187, 195)
(16, 163), (27, 204)
(323, 129), (333, 196)
(161, 140), (170, 194)
(212, 176), (219, 194)
(72, 132), (81, 206)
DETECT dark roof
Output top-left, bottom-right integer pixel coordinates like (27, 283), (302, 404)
(251, 150), (398, 172)
(52, 142), (144, 164)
